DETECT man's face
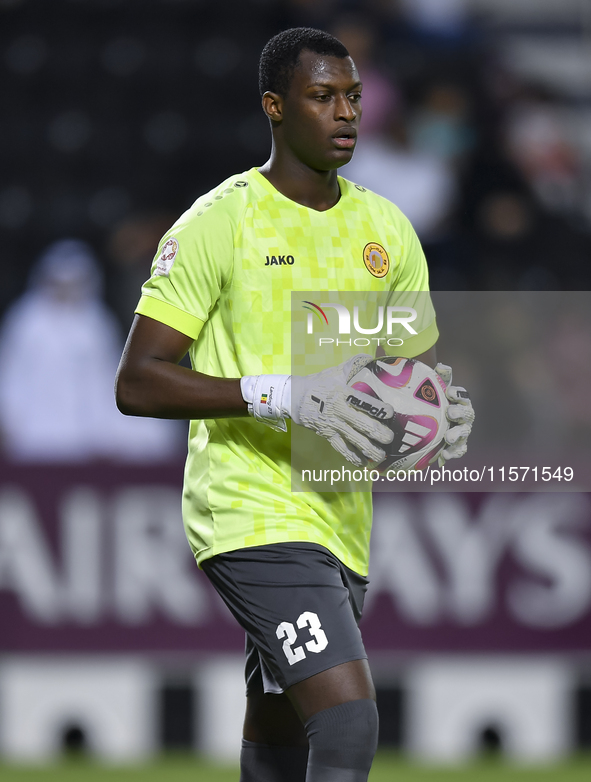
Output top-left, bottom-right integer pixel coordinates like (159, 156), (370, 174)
(280, 51), (362, 171)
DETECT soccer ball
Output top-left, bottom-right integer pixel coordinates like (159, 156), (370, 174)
(348, 357), (450, 472)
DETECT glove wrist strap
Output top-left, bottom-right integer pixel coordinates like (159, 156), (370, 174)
(240, 375), (291, 433)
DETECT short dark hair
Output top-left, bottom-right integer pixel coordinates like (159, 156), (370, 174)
(259, 27), (349, 98)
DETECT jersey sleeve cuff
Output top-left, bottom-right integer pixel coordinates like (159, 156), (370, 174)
(383, 318), (439, 359)
(135, 295), (205, 340)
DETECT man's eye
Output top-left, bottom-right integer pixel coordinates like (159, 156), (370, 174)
(349, 93), (362, 102)
(315, 95), (330, 101)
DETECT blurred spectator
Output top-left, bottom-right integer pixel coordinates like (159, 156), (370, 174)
(106, 212), (176, 331)
(469, 187), (591, 290)
(548, 306), (591, 440)
(503, 87), (581, 216)
(344, 114), (457, 240)
(332, 16), (401, 137)
(409, 82), (475, 164)
(399, 0), (469, 39)
(0, 239), (183, 462)
(283, 0), (339, 29)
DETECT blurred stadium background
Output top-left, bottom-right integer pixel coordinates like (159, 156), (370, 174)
(1, 0), (591, 778)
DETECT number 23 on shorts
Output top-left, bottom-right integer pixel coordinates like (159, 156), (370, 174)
(276, 611), (329, 666)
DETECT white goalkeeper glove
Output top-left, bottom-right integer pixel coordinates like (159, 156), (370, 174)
(433, 363), (475, 466)
(240, 354), (394, 467)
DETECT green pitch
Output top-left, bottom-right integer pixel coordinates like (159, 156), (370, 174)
(1, 753), (591, 782)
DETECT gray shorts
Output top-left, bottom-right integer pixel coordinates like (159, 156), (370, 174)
(202, 542), (369, 694)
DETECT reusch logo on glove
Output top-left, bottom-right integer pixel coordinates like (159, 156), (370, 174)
(311, 394), (324, 413)
(346, 394), (390, 420)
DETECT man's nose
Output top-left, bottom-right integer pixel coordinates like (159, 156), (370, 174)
(334, 94), (357, 121)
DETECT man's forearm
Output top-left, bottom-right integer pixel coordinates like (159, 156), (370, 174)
(115, 314), (248, 420)
(116, 360), (246, 420)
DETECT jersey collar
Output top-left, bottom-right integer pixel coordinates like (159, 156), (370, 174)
(250, 167), (347, 214)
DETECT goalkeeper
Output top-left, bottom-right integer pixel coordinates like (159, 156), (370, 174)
(116, 27), (473, 782)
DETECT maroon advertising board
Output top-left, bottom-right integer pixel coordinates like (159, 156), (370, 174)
(1, 462), (590, 653)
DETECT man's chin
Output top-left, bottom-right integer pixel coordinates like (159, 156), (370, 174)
(325, 148), (356, 169)
(305, 148), (355, 172)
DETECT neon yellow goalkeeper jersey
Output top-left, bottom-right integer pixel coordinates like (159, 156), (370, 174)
(136, 167), (437, 575)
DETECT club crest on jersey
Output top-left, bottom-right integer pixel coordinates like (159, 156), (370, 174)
(363, 242), (389, 278)
(155, 237), (179, 276)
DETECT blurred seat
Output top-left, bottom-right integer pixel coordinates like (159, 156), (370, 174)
(407, 657), (573, 763)
(0, 657), (156, 762)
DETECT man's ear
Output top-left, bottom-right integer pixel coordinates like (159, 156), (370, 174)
(261, 91), (283, 122)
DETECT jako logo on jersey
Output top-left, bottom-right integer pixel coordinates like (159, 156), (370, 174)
(265, 255), (295, 265)
(346, 394), (389, 420)
(363, 242), (389, 278)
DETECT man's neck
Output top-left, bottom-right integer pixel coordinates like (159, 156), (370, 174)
(258, 149), (341, 212)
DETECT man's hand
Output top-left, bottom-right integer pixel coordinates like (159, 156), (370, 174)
(241, 355), (394, 467)
(434, 363), (475, 466)
(291, 354), (394, 467)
